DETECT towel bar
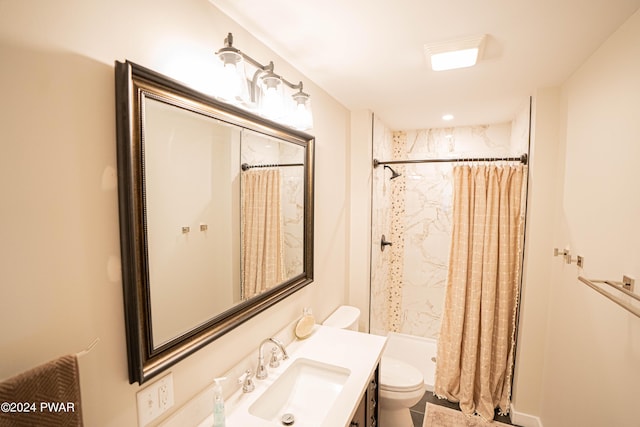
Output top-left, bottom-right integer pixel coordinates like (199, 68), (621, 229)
(578, 276), (640, 318)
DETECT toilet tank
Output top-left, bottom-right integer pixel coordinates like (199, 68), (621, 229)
(322, 306), (360, 331)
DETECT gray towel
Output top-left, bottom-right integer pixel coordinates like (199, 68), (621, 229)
(0, 354), (83, 426)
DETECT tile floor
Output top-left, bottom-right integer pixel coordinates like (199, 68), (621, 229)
(410, 392), (516, 426)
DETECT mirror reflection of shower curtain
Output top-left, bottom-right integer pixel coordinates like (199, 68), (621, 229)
(241, 169), (285, 300)
(434, 164), (527, 421)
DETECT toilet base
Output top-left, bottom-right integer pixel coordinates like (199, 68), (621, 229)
(378, 386), (424, 427)
(379, 406), (414, 427)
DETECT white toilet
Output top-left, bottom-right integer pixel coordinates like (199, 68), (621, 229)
(322, 306), (425, 427)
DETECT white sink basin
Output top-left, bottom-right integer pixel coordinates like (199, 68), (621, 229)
(248, 358), (351, 426)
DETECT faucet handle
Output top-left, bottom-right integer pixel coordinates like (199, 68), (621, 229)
(238, 369), (255, 393)
(269, 347), (282, 368)
(271, 337), (289, 360)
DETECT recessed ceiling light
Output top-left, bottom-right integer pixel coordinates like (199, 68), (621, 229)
(442, 114), (454, 121)
(425, 35), (486, 71)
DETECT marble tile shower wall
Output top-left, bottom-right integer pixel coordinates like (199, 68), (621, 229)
(370, 109), (530, 339)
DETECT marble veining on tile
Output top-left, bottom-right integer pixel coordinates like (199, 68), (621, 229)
(371, 102), (530, 340)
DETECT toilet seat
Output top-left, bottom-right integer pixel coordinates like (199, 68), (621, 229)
(380, 356), (424, 393)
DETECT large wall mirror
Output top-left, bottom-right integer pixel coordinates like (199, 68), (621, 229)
(115, 60), (314, 384)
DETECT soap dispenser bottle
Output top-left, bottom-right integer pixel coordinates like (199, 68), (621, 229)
(212, 377), (226, 427)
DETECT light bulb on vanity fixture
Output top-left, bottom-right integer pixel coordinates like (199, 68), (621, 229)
(291, 86), (313, 130)
(214, 33), (314, 131)
(214, 33), (249, 104)
(258, 65), (285, 120)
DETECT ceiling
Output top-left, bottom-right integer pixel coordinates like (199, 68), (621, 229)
(210, 0), (640, 130)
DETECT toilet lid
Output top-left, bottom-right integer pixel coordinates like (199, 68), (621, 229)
(380, 356), (424, 392)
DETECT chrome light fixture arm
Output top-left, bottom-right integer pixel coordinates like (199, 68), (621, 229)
(215, 33), (309, 104)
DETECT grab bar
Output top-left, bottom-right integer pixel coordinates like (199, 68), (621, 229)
(578, 276), (640, 318)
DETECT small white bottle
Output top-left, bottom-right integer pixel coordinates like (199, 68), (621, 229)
(212, 377), (226, 427)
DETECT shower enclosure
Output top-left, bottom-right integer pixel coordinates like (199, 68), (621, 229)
(369, 105), (531, 343)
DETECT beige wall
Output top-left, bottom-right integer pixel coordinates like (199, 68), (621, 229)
(348, 110), (374, 332)
(0, 0), (350, 425)
(515, 8), (640, 427)
(511, 88), (563, 425)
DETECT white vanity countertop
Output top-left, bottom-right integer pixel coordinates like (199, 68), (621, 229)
(198, 325), (387, 427)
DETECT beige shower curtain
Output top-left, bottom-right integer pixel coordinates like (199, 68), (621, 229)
(434, 164), (526, 421)
(241, 169), (285, 300)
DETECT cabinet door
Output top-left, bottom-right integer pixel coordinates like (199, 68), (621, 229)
(365, 365), (379, 427)
(350, 363), (380, 427)
(349, 395), (366, 427)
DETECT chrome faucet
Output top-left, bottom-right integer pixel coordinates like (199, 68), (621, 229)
(256, 337), (289, 380)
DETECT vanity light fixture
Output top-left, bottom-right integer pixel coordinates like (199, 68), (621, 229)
(258, 67), (285, 120)
(214, 33), (249, 103)
(214, 33), (313, 131)
(424, 34), (486, 71)
(291, 88), (313, 131)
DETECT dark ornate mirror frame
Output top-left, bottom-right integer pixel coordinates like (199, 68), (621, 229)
(114, 60), (315, 384)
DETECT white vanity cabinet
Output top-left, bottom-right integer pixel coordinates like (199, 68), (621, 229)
(160, 325), (386, 427)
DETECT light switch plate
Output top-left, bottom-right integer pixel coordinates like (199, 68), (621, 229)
(137, 372), (174, 426)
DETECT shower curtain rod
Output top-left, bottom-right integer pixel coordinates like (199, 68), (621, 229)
(373, 153), (527, 168)
(241, 162), (304, 171)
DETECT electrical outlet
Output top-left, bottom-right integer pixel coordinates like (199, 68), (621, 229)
(136, 373), (174, 426)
